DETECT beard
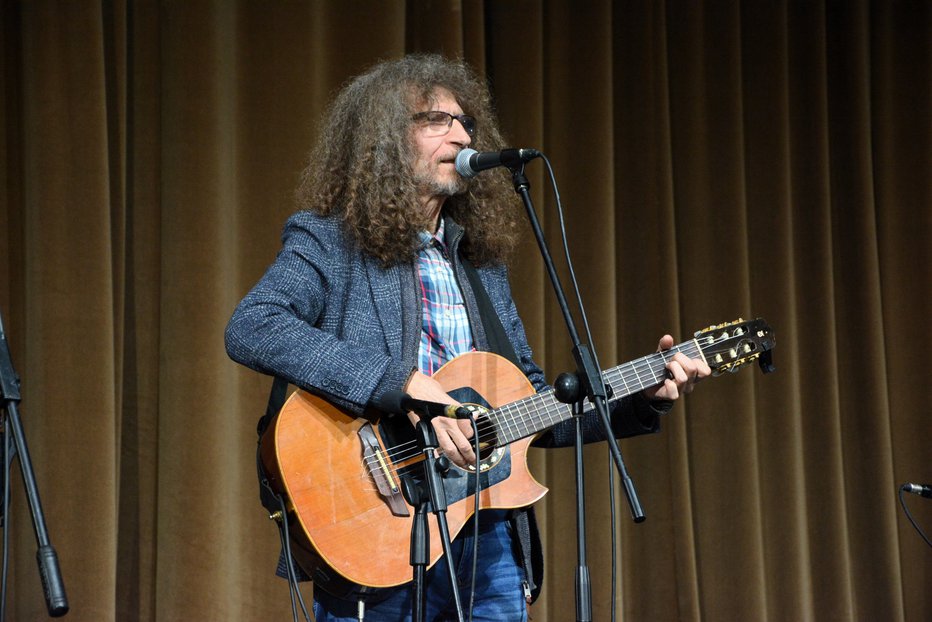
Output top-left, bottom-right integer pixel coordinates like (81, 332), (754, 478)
(414, 161), (468, 198)
(426, 176), (467, 197)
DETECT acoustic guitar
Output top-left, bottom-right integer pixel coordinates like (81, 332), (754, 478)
(258, 318), (774, 595)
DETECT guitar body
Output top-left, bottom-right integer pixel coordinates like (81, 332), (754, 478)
(259, 351), (549, 592)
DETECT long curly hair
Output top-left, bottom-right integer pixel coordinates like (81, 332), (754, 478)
(296, 54), (520, 266)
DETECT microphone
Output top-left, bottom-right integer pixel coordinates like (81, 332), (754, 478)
(902, 483), (932, 498)
(455, 147), (541, 178)
(375, 390), (472, 420)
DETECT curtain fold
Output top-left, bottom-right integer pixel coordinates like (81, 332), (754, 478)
(1, 1), (929, 620)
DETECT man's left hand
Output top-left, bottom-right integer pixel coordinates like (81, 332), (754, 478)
(642, 334), (712, 401)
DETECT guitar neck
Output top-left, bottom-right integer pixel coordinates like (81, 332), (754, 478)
(491, 339), (703, 446)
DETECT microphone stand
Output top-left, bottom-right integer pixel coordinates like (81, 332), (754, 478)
(400, 413), (464, 622)
(508, 163), (644, 622)
(558, 386), (593, 621)
(0, 309), (68, 618)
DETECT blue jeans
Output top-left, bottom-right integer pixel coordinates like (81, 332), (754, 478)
(313, 515), (528, 621)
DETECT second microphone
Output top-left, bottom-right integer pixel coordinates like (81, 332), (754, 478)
(376, 390), (473, 420)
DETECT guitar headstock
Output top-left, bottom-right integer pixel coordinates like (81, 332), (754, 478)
(694, 318), (776, 376)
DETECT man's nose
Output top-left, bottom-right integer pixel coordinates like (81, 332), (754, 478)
(448, 119), (472, 146)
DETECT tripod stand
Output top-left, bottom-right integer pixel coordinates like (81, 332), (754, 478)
(0, 309), (68, 618)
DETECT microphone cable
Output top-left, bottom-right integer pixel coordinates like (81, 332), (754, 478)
(276, 493), (312, 622)
(898, 484), (932, 549)
(609, 451), (618, 622)
(537, 153), (624, 622)
(465, 414), (481, 622)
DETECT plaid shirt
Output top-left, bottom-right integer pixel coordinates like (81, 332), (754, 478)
(416, 221), (475, 375)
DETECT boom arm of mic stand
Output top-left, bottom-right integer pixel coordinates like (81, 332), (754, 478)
(507, 165), (644, 522)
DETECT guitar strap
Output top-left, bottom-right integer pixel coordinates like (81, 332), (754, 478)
(459, 256), (520, 368)
(256, 376), (288, 516)
(258, 376), (287, 438)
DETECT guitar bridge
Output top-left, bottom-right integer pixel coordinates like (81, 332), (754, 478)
(358, 423), (410, 517)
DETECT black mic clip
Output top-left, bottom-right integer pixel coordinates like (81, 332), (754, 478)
(902, 483), (932, 499)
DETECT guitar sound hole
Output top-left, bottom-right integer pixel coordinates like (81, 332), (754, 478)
(457, 405), (506, 473)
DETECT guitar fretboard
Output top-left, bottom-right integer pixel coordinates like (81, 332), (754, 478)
(488, 340), (703, 446)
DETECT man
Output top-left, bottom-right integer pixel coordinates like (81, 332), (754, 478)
(225, 54), (710, 621)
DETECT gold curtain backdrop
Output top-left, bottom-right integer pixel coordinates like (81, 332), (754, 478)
(1, 1), (929, 620)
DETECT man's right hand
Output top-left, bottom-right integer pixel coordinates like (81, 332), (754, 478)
(404, 370), (477, 468)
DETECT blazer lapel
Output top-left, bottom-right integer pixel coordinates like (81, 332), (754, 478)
(363, 255), (407, 360)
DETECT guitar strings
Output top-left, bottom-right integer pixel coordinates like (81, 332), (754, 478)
(359, 336), (739, 490)
(359, 340), (707, 480)
(362, 340), (705, 471)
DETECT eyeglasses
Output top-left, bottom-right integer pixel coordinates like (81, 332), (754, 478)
(412, 111), (476, 137)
